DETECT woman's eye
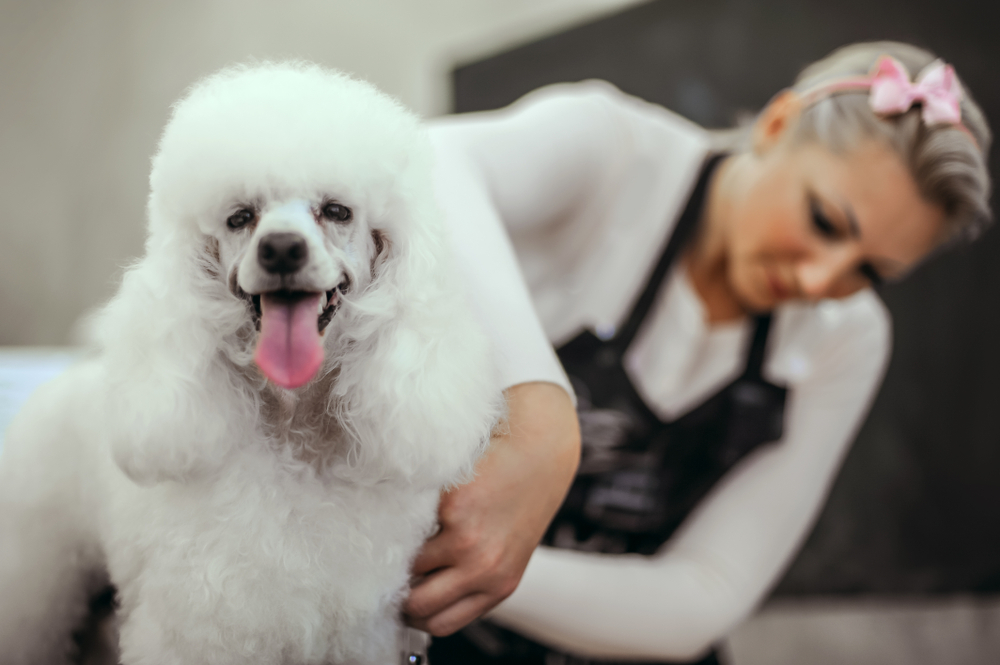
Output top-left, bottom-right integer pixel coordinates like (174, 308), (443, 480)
(809, 197), (838, 239)
(858, 262), (883, 287)
(226, 208), (255, 230)
(321, 202), (352, 223)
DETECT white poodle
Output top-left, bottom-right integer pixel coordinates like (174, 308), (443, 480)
(0, 63), (504, 664)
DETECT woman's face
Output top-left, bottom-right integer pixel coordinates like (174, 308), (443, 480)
(721, 104), (947, 312)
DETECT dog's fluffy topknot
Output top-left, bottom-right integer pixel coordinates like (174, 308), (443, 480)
(150, 62), (428, 239)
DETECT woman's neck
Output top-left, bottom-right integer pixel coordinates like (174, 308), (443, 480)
(685, 154), (749, 325)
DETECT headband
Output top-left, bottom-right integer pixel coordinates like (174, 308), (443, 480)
(798, 55), (977, 146)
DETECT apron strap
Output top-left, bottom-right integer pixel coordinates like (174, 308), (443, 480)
(742, 314), (774, 381)
(613, 153), (727, 351)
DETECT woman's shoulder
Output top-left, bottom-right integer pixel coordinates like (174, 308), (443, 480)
(512, 80), (707, 134)
(509, 79), (643, 110)
(433, 80), (708, 148)
(784, 287), (889, 329)
(770, 290), (892, 382)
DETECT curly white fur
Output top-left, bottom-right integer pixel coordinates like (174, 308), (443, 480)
(0, 63), (504, 665)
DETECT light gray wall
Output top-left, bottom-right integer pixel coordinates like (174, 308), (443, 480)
(0, 0), (645, 344)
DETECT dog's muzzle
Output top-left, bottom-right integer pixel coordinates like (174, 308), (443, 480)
(231, 277), (349, 335)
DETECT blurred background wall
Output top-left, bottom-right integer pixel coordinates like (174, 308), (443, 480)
(0, 0), (645, 346)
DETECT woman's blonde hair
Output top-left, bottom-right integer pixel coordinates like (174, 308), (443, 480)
(790, 41), (992, 240)
(717, 42), (992, 240)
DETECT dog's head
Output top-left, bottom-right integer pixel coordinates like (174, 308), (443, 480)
(147, 62), (430, 389)
(93, 62), (500, 487)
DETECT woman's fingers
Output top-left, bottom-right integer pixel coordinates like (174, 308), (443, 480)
(405, 566), (470, 621)
(411, 491), (493, 577)
(410, 530), (455, 577)
(406, 591), (497, 637)
(405, 519), (511, 620)
(404, 382), (581, 636)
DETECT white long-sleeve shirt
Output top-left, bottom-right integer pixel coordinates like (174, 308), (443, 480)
(430, 80), (891, 662)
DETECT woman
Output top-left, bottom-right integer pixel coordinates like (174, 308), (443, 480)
(405, 42), (992, 664)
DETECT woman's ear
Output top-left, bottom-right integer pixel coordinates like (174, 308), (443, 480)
(752, 90), (804, 154)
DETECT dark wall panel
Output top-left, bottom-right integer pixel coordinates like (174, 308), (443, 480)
(453, 0), (1000, 595)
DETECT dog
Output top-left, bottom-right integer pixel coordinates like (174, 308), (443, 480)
(0, 62), (504, 664)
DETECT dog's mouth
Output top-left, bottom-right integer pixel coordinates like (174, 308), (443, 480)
(245, 278), (349, 334)
(233, 277), (349, 389)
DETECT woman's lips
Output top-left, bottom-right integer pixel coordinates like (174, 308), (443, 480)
(767, 271), (792, 301)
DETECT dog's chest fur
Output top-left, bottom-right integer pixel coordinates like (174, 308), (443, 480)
(257, 370), (352, 468)
(101, 378), (438, 663)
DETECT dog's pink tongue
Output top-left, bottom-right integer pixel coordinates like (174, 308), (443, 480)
(254, 292), (324, 389)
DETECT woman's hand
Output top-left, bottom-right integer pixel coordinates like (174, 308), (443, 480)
(404, 381), (581, 636)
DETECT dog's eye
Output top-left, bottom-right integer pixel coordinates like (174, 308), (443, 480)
(226, 208), (256, 230)
(321, 202), (352, 223)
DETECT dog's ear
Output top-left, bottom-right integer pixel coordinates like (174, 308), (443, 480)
(368, 228), (390, 283)
(328, 205), (506, 488)
(201, 236), (223, 279)
(93, 238), (254, 486)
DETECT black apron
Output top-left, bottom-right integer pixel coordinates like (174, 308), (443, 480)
(429, 155), (787, 665)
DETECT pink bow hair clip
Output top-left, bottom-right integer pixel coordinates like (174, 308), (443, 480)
(796, 54), (977, 146)
(868, 56), (963, 125)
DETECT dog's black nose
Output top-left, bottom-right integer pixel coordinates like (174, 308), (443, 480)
(258, 232), (308, 274)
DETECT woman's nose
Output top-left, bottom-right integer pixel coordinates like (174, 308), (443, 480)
(796, 250), (859, 300)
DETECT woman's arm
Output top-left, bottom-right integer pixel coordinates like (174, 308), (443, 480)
(488, 297), (892, 661)
(405, 381), (580, 635)
(406, 85), (627, 634)
(429, 81), (627, 235)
